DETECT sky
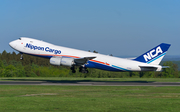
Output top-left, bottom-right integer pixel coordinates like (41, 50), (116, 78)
(0, 0), (180, 57)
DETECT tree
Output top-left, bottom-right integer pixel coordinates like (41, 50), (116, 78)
(24, 64), (32, 77)
(93, 50), (98, 53)
(162, 61), (179, 78)
(0, 60), (4, 68)
(3, 65), (16, 77)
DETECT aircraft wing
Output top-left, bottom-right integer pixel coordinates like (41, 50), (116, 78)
(74, 56), (96, 66)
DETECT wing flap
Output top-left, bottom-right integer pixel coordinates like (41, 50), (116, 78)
(74, 56), (96, 66)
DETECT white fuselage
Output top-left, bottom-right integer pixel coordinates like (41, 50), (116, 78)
(9, 37), (162, 72)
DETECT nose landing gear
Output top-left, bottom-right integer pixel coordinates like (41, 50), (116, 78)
(20, 53), (23, 60)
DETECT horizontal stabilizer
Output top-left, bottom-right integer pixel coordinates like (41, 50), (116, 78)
(162, 66), (169, 68)
(139, 65), (159, 71)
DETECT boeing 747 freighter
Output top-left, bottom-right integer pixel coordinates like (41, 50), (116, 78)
(9, 37), (171, 73)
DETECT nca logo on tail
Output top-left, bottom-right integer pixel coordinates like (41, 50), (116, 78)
(143, 46), (163, 62)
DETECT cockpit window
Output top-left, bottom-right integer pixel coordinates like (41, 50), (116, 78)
(19, 38), (21, 40)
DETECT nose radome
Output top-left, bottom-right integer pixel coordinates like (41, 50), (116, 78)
(9, 41), (16, 49)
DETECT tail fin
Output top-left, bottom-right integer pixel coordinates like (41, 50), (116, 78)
(134, 43), (171, 65)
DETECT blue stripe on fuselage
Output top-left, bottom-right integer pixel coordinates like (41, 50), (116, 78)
(111, 65), (130, 71)
(86, 61), (129, 72)
(22, 52), (130, 72)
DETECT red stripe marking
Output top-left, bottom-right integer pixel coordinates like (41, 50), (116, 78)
(30, 53), (110, 66)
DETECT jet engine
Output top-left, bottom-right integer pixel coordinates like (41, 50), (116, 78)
(50, 57), (75, 67)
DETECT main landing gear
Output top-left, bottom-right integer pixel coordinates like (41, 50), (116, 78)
(79, 66), (89, 73)
(71, 66), (76, 73)
(70, 65), (89, 73)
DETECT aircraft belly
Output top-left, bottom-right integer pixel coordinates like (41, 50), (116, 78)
(86, 61), (124, 71)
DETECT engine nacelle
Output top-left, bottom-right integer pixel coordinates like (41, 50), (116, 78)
(50, 57), (74, 67)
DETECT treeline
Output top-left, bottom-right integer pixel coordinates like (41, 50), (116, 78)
(0, 50), (180, 78)
(170, 61), (180, 70)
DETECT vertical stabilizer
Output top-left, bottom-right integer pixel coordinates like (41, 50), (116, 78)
(134, 43), (171, 65)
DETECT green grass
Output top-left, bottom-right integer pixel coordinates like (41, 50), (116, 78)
(1, 77), (180, 82)
(0, 85), (180, 112)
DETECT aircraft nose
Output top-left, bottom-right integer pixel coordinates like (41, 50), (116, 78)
(9, 41), (17, 49)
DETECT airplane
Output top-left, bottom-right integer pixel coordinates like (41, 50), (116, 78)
(9, 37), (171, 73)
